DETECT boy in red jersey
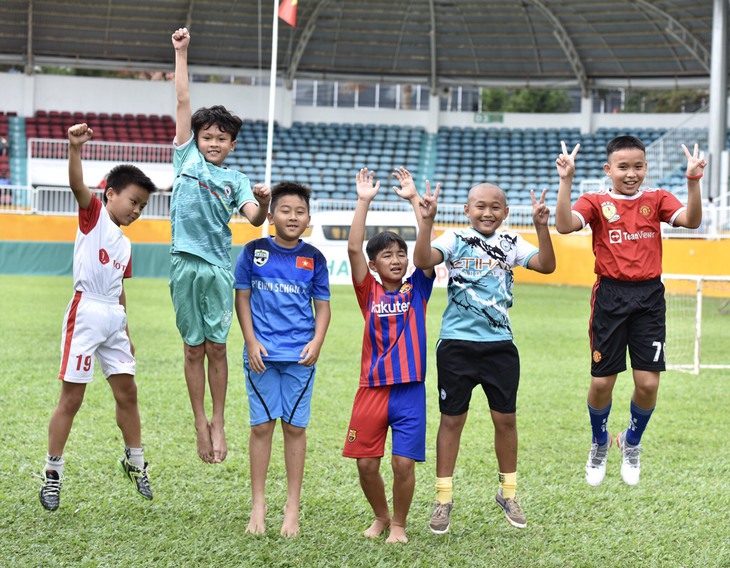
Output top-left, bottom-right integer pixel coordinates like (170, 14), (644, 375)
(555, 136), (705, 487)
(342, 167), (436, 544)
(39, 123), (157, 511)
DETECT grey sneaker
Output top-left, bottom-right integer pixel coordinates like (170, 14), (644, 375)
(429, 500), (453, 534)
(119, 456), (153, 500)
(495, 490), (526, 529)
(585, 433), (612, 487)
(616, 430), (642, 486)
(39, 470), (63, 511)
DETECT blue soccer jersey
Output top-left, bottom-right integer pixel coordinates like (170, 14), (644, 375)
(432, 227), (538, 342)
(170, 134), (255, 269)
(234, 236), (330, 362)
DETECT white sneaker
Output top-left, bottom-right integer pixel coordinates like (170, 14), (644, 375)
(585, 434), (612, 486)
(616, 430), (643, 486)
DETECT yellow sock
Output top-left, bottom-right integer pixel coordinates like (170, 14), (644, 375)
(499, 472), (517, 499)
(435, 476), (453, 504)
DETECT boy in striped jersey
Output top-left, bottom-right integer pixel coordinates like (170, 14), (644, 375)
(342, 167), (436, 544)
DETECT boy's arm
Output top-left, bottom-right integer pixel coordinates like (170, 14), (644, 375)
(241, 183), (271, 226)
(298, 299), (331, 367)
(413, 183), (444, 269)
(234, 288), (268, 373)
(527, 189), (556, 274)
(555, 141), (583, 234)
(172, 27), (192, 144)
(348, 168), (380, 285)
(673, 143), (707, 229)
(67, 123), (94, 209)
(392, 167), (437, 277)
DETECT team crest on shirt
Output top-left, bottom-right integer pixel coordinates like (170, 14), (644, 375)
(223, 185), (232, 198)
(99, 248), (110, 265)
(347, 429), (357, 443)
(601, 201), (620, 223)
(639, 205), (651, 217)
(253, 249), (269, 267)
(399, 283), (413, 294)
(499, 235), (514, 252)
(593, 350), (602, 363)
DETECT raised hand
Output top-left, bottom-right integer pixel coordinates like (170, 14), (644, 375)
(556, 140), (580, 179)
(531, 188), (550, 227)
(355, 168), (380, 202)
(68, 123), (93, 147)
(392, 167), (418, 201)
(252, 183), (271, 207)
(172, 27), (190, 50)
(418, 179), (440, 221)
(682, 143), (707, 178)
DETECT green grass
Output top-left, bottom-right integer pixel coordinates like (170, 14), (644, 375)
(1, 275), (729, 567)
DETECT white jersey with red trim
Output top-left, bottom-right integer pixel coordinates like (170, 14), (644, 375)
(73, 195), (132, 297)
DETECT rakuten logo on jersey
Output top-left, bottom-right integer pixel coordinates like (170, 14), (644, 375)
(371, 299), (411, 316)
(608, 230), (656, 244)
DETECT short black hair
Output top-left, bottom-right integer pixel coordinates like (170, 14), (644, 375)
(270, 181), (312, 212)
(191, 105), (243, 141)
(103, 164), (157, 204)
(365, 230), (408, 261)
(606, 135), (645, 158)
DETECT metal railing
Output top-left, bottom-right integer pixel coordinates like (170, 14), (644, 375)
(28, 138), (173, 163)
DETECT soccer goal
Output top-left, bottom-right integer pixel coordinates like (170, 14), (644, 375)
(663, 274), (730, 374)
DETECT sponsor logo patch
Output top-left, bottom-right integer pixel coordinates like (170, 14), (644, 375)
(253, 249), (269, 267)
(601, 201), (621, 223)
(99, 248), (110, 265)
(609, 229), (622, 244)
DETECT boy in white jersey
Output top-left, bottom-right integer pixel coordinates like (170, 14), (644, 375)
(170, 27), (271, 464)
(39, 123), (157, 511)
(413, 182), (556, 532)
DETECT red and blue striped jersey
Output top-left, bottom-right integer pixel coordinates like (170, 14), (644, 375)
(354, 269), (435, 388)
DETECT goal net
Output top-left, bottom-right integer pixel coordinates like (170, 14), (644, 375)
(663, 274), (730, 374)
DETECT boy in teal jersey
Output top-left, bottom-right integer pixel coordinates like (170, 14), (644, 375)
(170, 27), (271, 464)
(414, 182), (556, 532)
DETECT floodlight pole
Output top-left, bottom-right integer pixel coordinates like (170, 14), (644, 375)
(262, 0), (280, 238)
(708, 0), (728, 204)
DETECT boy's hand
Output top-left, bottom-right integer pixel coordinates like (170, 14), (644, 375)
(356, 168), (380, 202)
(252, 183), (271, 207)
(68, 123), (93, 147)
(418, 179), (440, 221)
(298, 340), (322, 367)
(531, 189), (550, 227)
(682, 143), (707, 178)
(172, 27), (190, 50)
(556, 141), (580, 179)
(246, 339), (269, 374)
(392, 167), (418, 201)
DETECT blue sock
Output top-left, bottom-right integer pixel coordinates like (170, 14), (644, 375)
(588, 402), (611, 446)
(626, 400), (654, 445)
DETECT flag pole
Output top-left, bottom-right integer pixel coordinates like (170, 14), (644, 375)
(262, 0), (280, 237)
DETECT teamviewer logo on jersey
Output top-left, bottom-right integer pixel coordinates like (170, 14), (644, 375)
(608, 229), (622, 244)
(99, 248), (110, 264)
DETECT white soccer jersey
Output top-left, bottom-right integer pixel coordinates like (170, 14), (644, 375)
(73, 195), (132, 297)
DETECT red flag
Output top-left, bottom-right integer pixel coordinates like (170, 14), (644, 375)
(296, 256), (313, 270)
(278, 0), (298, 27)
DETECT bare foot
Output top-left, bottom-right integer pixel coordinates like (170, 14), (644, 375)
(363, 517), (390, 538)
(386, 524), (408, 543)
(209, 420), (227, 463)
(280, 503), (300, 538)
(246, 503), (267, 535)
(196, 423), (214, 463)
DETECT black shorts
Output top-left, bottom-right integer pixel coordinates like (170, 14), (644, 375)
(436, 339), (520, 415)
(590, 276), (666, 377)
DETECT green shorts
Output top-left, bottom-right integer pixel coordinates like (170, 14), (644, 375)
(169, 252), (234, 346)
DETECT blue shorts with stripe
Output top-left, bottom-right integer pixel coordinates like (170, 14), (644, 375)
(244, 360), (316, 428)
(342, 381), (426, 462)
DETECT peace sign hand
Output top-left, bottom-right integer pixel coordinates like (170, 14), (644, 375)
(418, 179), (441, 221)
(682, 143), (707, 179)
(531, 189), (550, 227)
(556, 141), (580, 179)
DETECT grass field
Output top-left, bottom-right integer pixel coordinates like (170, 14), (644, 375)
(0, 275), (728, 567)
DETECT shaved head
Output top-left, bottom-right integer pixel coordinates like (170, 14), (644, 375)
(467, 183), (507, 206)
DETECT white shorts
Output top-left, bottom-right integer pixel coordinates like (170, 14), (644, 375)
(58, 291), (136, 383)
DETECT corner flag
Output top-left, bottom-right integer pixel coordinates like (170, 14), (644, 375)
(279, 0), (298, 27)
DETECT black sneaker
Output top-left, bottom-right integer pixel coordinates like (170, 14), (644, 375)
(39, 470), (62, 511)
(119, 456), (153, 500)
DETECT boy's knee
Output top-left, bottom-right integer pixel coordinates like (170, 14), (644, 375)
(184, 343), (206, 362)
(357, 458), (380, 476)
(205, 340), (227, 360)
(440, 412), (467, 430)
(391, 456), (415, 478)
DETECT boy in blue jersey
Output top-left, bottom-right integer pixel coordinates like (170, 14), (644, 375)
(171, 28), (271, 464)
(342, 167), (436, 544)
(414, 182), (556, 532)
(234, 182), (331, 538)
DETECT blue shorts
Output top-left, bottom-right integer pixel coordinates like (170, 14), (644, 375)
(244, 360), (316, 428)
(342, 382), (426, 462)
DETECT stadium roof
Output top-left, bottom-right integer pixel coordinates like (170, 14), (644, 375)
(0, 0), (718, 93)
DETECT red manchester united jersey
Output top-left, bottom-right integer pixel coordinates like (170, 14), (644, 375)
(572, 188), (685, 281)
